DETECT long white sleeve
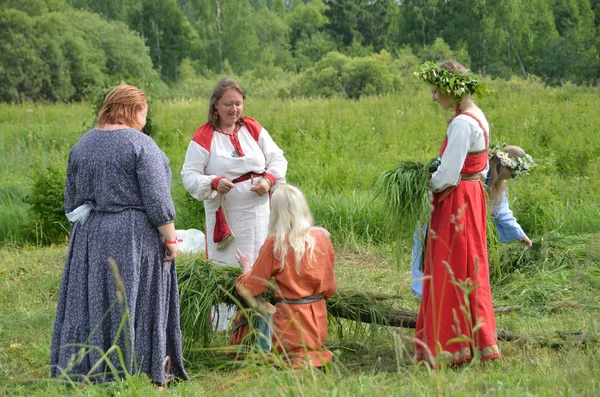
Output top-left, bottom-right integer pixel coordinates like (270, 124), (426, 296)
(181, 141), (219, 201)
(430, 119), (471, 192)
(430, 116), (488, 193)
(258, 128), (287, 184)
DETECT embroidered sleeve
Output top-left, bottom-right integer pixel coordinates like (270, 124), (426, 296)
(181, 140), (219, 201)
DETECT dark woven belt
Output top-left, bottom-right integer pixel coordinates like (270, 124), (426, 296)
(277, 293), (324, 304)
(460, 173), (482, 182)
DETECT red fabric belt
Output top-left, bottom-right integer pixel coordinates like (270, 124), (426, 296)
(231, 172), (265, 184)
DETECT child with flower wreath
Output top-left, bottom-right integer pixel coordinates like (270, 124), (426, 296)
(486, 143), (536, 244)
(412, 60), (500, 366)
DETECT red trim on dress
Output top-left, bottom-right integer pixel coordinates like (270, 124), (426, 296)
(263, 172), (276, 186)
(241, 116), (263, 141)
(228, 133), (245, 157)
(211, 177), (223, 191)
(191, 123), (214, 151)
(481, 353), (502, 362)
(192, 117), (262, 155)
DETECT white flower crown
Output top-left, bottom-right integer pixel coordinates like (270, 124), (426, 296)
(489, 143), (537, 177)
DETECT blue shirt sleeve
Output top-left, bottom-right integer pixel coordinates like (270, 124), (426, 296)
(491, 192), (526, 242)
(411, 223), (428, 297)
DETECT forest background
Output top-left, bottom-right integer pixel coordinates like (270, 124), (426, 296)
(2, 0), (600, 396)
(3, 0), (600, 103)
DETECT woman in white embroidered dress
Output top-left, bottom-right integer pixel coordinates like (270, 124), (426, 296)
(181, 77), (287, 330)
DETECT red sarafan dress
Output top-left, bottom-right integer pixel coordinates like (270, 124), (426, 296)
(414, 113), (500, 366)
(236, 228), (337, 368)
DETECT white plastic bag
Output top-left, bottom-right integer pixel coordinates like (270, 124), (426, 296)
(175, 228), (206, 254)
(65, 203), (93, 225)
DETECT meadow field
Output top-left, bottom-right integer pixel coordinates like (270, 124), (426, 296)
(1, 78), (600, 395)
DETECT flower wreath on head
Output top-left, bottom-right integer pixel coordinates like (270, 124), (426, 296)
(489, 142), (537, 177)
(414, 61), (491, 101)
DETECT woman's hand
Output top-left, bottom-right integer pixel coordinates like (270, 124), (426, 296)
(217, 178), (235, 195)
(164, 241), (179, 262)
(519, 235), (532, 248)
(235, 248), (252, 273)
(250, 178), (270, 196)
(158, 223), (179, 261)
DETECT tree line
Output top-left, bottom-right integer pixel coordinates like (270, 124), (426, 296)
(1, 0), (599, 102)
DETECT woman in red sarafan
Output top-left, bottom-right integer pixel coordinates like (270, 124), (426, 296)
(414, 60), (500, 366)
(235, 185), (337, 368)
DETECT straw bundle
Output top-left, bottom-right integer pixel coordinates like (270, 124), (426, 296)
(374, 158), (439, 262)
(177, 258), (527, 354)
(176, 258), (412, 352)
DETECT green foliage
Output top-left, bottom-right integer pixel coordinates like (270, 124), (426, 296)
(26, 164), (69, 245)
(308, 189), (388, 248)
(1, 0), (68, 16)
(0, 7), (163, 102)
(414, 60), (491, 101)
(417, 37), (471, 67)
(325, 0), (400, 52)
(177, 258), (241, 351)
(286, 0), (329, 49)
(285, 0), (336, 70)
(3, 233), (600, 394)
(171, 180), (206, 231)
(374, 159), (437, 262)
(126, 0), (200, 83)
(554, 147), (600, 177)
(252, 9), (295, 71)
(5, 0), (600, 99)
(292, 51), (404, 98)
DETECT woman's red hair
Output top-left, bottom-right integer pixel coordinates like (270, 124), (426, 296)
(97, 85), (146, 128)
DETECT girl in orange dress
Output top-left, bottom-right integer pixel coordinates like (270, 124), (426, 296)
(414, 61), (501, 366)
(235, 185), (336, 368)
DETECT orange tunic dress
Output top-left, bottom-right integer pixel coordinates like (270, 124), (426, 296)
(236, 228), (337, 367)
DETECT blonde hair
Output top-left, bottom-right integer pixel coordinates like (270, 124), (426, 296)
(269, 185), (319, 274)
(207, 77), (246, 128)
(439, 60), (468, 75)
(488, 145), (527, 210)
(97, 85), (146, 128)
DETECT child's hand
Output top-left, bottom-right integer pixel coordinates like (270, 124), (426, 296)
(235, 248), (252, 273)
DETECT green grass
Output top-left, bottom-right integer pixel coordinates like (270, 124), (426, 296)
(2, 80), (600, 395)
(4, 80), (600, 246)
(2, 232), (600, 395)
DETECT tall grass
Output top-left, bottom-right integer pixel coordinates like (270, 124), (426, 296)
(2, 81), (600, 394)
(4, 81), (600, 248)
(0, 103), (91, 246)
(2, 235), (600, 395)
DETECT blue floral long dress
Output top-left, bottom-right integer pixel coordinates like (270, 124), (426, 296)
(50, 128), (189, 384)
